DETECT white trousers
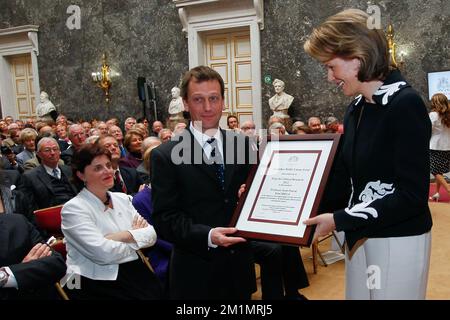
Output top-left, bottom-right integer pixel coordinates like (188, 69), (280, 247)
(345, 232), (431, 300)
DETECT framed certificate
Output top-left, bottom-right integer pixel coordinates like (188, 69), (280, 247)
(230, 134), (341, 246)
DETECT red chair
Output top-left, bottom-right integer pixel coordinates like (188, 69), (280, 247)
(34, 205), (69, 300)
(34, 205), (64, 238)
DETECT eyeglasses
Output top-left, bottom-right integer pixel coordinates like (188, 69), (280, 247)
(40, 147), (60, 153)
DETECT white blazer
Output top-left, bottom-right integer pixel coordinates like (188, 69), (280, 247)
(61, 188), (157, 280)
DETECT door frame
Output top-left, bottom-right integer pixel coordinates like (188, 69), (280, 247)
(174, 0), (264, 130)
(0, 25), (40, 119)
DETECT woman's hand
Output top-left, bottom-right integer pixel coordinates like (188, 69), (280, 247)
(132, 215), (149, 230)
(303, 213), (336, 242)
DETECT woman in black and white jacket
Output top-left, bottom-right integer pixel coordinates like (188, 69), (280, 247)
(304, 9), (432, 299)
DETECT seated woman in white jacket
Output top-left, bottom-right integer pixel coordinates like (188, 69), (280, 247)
(61, 143), (162, 299)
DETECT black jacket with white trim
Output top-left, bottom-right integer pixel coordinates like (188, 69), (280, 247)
(325, 70), (432, 250)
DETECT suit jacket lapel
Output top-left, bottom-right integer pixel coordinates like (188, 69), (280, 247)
(60, 165), (77, 194)
(0, 218), (8, 259)
(36, 165), (54, 195)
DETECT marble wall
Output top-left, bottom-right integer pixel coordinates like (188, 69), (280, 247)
(0, 0), (188, 124)
(1, 0), (448, 126)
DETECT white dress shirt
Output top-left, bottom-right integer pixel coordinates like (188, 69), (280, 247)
(61, 188), (157, 280)
(190, 122), (223, 160)
(43, 164), (61, 179)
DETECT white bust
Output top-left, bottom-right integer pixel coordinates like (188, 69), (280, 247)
(168, 87), (184, 119)
(36, 91), (56, 117)
(268, 79), (293, 119)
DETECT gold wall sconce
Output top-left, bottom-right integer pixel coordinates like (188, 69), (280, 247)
(386, 23), (406, 69)
(91, 53), (112, 103)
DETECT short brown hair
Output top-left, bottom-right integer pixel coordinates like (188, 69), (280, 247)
(123, 129), (144, 150)
(304, 9), (390, 82)
(71, 143), (111, 188)
(180, 66), (225, 100)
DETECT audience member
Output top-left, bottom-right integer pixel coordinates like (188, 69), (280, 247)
(20, 137), (77, 212)
(61, 143), (162, 299)
(97, 135), (144, 195)
(308, 116), (323, 133)
(429, 93), (450, 201)
(120, 129), (144, 168)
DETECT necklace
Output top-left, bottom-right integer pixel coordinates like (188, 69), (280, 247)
(103, 193), (111, 206)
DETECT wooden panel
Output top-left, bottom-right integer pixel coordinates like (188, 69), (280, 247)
(17, 98), (29, 114)
(234, 35), (251, 58)
(31, 97), (36, 113)
(211, 63), (228, 84)
(28, 78), (34, 95)
(210, 38), (228, 60)
(14, 62), (25, 77)
(235, 62), (252, 83)
(237, 112), (253, 125)
(236, 87), (252, 108)
(16, 79), (27, 95)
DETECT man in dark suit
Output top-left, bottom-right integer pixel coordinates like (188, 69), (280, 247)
(20, 137), (77, 212)
(0, 214), (67, 299)
(151, 66), (256, 299)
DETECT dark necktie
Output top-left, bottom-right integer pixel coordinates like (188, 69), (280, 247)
(114, 170), (127, 194)
(207, 138), (225, 189)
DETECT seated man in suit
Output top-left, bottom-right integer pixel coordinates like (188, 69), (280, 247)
(19, 137), (77, 213)
(0, 214), (67, 300)
(97, 135), (144, 195)
(151, 66), (257, 299)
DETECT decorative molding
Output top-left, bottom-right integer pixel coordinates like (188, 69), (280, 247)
(178, 8), (188, 35)
(254, 0), (264, 30)
(0, 25), (39, 36)
(173, 0), (264, 30)
(173, 0), (219, 6)
(27, 32), (39, 56)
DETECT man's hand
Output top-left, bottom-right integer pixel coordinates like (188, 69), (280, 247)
(238, 184), (246, 198)
(22, 243), (52, 263)
(303, 213), (336, 242)
(211, 227), (246, 247)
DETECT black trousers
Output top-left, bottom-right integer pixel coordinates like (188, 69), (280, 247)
(68, 259), (162, 300)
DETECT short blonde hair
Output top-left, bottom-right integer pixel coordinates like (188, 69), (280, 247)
(304, 9), (390, 82)
(20, 128), (38, 143)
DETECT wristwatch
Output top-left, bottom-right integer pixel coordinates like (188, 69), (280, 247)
(0, 268), (9, 288)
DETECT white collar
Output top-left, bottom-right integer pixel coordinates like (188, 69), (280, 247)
(189, 122), (223, 150)
(43, 164), (60, 176)
(80, 187), (112, 211)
